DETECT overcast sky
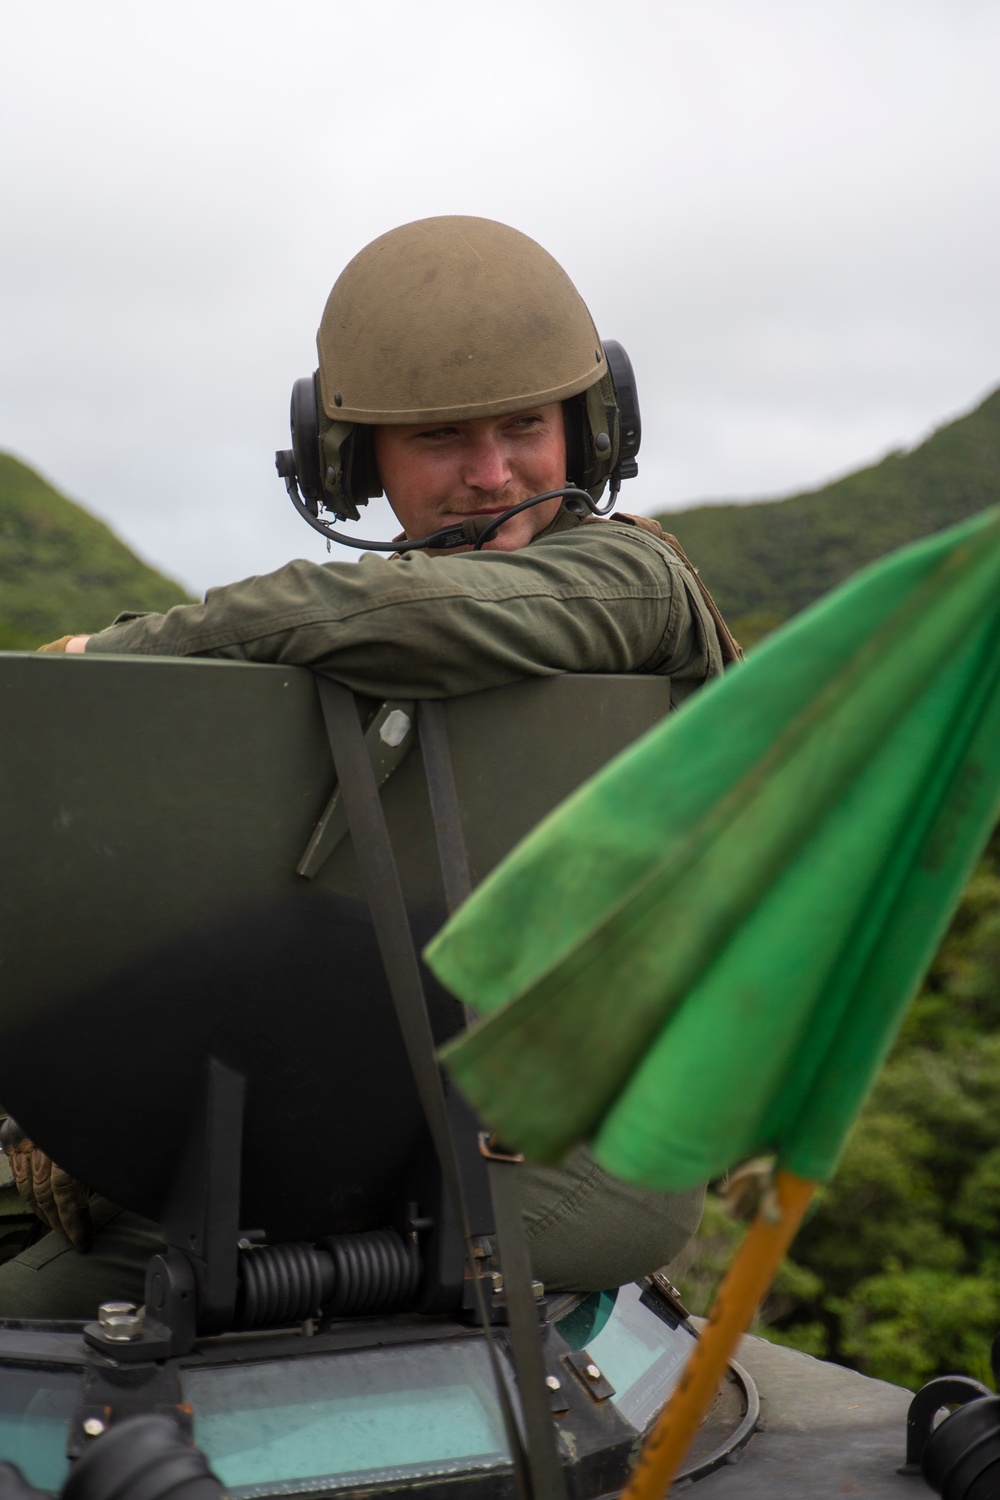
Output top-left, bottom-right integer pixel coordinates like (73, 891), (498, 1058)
(2, 1), (998, 596)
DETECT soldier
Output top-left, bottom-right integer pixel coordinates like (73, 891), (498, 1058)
(1, 216), (736, 1317)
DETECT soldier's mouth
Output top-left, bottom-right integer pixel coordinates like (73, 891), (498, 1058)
(448, 499), (528, 519)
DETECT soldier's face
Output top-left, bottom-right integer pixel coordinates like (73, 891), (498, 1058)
(374, 404), (566, 552)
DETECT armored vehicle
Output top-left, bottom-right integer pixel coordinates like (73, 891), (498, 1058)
(0, 655), (987, 1499)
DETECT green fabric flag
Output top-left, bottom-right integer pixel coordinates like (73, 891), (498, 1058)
(428, 506), (1000, 1192)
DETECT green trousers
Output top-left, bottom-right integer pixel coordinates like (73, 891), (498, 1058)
(520, 1147), (704, 1292)
(0, 1184), (163, 1320)
(0, 1151), (703, 1319)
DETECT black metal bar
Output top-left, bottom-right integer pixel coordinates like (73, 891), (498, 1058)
(314, 679), (535, 1500)
(417, 698), (568, 1500)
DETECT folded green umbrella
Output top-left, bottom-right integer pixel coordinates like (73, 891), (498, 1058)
(429, 505), (1000, 1192)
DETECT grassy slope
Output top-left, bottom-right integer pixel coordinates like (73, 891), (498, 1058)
(659, 386), (1000, 644)
(0, 453), (192, 648)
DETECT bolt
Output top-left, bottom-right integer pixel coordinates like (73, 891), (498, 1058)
(531, 1280), (544, 1299)
(100, 1313), (144, 1342)
(491, 1272), (504, 1295)
(98, 1301), (135, 1325)
(83, 1418), (106, 1438)
(585, 1363), (601, 1381)
(545, 1376), (561, 1392)
(379, 710), (412, 748)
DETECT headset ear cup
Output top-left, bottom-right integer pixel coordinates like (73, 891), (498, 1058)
(289, 376), (324, 506)
(288, 372), (369, 521)
(333, 426), (382, 519)
(346, 426), (384, 505)
(563, 342), (640, 499)
(288, 367), (383, 521)
(562, 396), (591, 489)
(603, 340), (641, 481)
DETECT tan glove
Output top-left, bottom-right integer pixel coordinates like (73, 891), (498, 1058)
(0, 1118), (92, 1251)
(37, 636), (77, 653)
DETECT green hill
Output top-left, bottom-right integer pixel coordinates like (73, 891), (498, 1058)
(661, 385), (1000, 646)
(0, 453), (192, 649)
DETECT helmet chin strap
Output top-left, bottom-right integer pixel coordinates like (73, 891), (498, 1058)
(277, 469), (612, 553)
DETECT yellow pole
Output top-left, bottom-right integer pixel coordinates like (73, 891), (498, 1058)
(622, 1168), (816, 1500)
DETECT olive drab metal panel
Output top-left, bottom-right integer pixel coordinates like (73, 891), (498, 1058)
(0, 655), (670, 1238)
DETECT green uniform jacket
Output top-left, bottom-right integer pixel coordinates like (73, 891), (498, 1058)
(85, 511), (726, 703)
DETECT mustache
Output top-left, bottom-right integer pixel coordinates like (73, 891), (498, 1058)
(446, 492), (529, 518)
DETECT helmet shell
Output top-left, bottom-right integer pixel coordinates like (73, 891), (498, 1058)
(316, 216), (605, 424)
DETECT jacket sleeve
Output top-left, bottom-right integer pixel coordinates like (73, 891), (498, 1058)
(85, 523), (725, 702)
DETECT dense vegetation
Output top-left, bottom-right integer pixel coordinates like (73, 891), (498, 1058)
(667, 390), (1000, 1391)
(663, 385), (1000, 649)
(0, 453), (191, 648)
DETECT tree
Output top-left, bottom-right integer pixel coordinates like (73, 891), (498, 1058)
(679, 826), (1000, 1389)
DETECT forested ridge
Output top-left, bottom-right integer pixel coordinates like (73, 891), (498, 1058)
(667, 390), (1000, 1389)
(0, 453), (191, 647)
(663, 383), (1000, 650)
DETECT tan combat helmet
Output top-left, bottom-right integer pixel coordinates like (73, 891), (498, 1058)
(315, 215), (606, 424)
(276, 216), (638, 530)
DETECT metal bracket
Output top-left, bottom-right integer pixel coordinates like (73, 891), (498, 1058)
(67, 1353), (190, 1455)
(648, 1271), (691, 1323)
(297, 699), (415, 878)
(160, 1056), (245, 1339)
(561, 1347), (616, 1402)
(85, 1057), (245, 1359)
(899, 1373), (992, 1473)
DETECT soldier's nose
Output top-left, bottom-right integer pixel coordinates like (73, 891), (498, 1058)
(463, 435), (513, 494)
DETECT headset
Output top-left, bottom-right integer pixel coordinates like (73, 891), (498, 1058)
(274, 341), (642, 553)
